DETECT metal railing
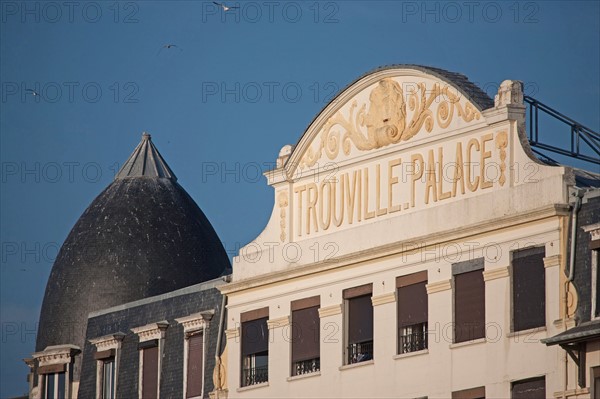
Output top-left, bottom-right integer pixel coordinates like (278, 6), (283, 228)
(524, 96), (600, 165)
(347, 340), (373, 364)
(292, 357), (320, 376)
(399, 322), (428, 354)
(241, 365), (268, 387)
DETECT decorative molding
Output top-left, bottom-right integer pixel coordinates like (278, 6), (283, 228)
(426, 279), (452, 294)
(495, 131), (508, 186)
(278, 190), (288, 242)
(371, 292), (396, 306)
(483, 267), (510, 281)
(33, 345), (80, 367)
(89, 332), (125, 351)
(131, 321), (169, 342)
(175, 311), (214, 333)
(300, 78), (480, 169)
(267, 316), (290, 329)
(224, 328), (240, 340)
(318, 304), (342, 318)
(543, 255), (560, 269)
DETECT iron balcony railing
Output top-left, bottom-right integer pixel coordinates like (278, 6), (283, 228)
(347, 340), (373, 364)
(241, 365), (268, 387)
(399, 322), (428, 354)
(524, 96), (600, 165)
(292, 357), (320, 376)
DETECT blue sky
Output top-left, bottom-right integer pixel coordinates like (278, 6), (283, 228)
(1, 0), (599, 396)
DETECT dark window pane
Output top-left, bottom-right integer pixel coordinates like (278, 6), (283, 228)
(46, 373), (55, 399)
(291, 306), (320, 375)
(454, 270), (485, 343)
(187, 334), (204, 398)
(512, 377), (545, 399)
(242, 317), (268, 356)
(103, 359), (115, 399)
(241, 351), (268, 387)
(348, 295), (373, 344)
(142, 346), (159, 399)
(513, 247), (546, 331)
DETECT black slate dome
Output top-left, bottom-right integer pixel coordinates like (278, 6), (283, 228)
(36, 133), (230, 359)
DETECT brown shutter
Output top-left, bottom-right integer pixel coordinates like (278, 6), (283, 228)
(452, 386), (485, 399)
(512, 247), (545, 331)
(512, 377), (545, 399)
(348, 294), (373, 344)
(142, 346), (159, 399)
(241, 317), (268, 356)
(454, 269), (485, 343)
(291, 306), (320, 362)
(398, 280), (428, 327)
(186, 334), (203, 398)
(397, 271), (428, 288)
(343, 284), (372, 299)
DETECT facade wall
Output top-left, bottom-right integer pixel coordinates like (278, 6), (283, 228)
(78, 280), (224, 399)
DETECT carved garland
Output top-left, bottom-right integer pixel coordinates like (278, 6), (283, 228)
(495, 131), (508, 186)
(278, 190), (288, 242)
(300, 79), (481, 169)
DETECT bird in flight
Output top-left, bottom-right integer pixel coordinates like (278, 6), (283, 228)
(213, 2), (239, 11)
(26, 88), (40, 97)
(157, 44), (182, 55)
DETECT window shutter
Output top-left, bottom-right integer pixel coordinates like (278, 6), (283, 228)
(186, 333), (203, 398)
(454, 269), (485, 343)
(142, 346), (159, 399)
(398, 281), (428, 327)
(512, 247), (545, 331)
(291, 306), (320, 362)
(512, 377), (545, 399)
(241, 317), (269, 356)
(452, 386), (485, 399)
(348, 295), (373, 344)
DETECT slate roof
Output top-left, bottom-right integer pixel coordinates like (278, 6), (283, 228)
(36, 134), (231, 381)
(541, 320), (600, 346)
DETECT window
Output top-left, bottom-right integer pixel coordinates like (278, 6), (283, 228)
(90, 332), (124, 399)
(141, 343), (159, 399)
(511, 377), (545, 399)
(453, 258), (485, 343)
(131, 321), (168, 399)
(291, 296), (320, 376)
(186, 333), (204, 398)
(175, 311), (212, 398)
(512, 247), (546, 331)
(592, 367), (600, 399)
(397, 271), (428, 354)
(593, 249), (600, 319)
(43, 372), (65, 399)
(344, 284), (373, 364)
(241, 308), (269, 387)
(452, 386), (485, 399)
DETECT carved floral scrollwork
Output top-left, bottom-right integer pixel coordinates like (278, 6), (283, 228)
(495, 131), (508, 186)
(278, 190), (288, 242)
(300, 78), (481, 169)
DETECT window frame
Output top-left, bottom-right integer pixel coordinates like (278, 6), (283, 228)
(396, 271), (428, 355)
(240, 307), (269, 388)
(175, 311), (213, 399)
(510, 246), (546, 332)
(452, 258), (486, 344)
(32, 345), (79, 399)
(511, 376), (546, 399)
(343, 284), (374, 365)
(290, 296), (321, 377)
(131, 321), (169, 399)
(90, 332), (125, 399)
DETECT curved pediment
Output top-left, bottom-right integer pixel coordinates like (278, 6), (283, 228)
(286, 65), (494, 176)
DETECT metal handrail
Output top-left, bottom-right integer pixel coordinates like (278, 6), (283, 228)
(524, 96), (600, 165)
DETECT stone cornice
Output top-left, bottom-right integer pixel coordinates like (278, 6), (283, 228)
(543, 255), (560, 269)
(131, 321), (169, 342)
(175, 311), (214, 333)
(318, 304), (342, 318)
(371, 292), (396, 306)
(483, 267), (510, 281)
(267, 316), (290, 329)
(426, 280), (452, 294)
(89, 332), (125, 351)
(221, 204), (569, 295)
(225, 328), (240, 340)
(33, 345), (80, 366)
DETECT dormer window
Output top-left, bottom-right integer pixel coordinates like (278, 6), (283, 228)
(32, 345), (79, 399)
(131, 321), (169, 399)
(89, 332), (125, 399)
(175, 311), (213, 398)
